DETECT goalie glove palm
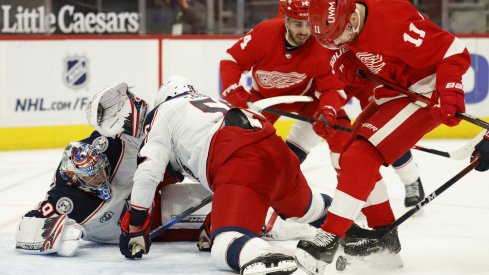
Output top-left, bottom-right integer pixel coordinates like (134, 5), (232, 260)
(87, 83), (148, 138)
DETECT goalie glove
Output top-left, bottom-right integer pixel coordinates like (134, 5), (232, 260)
(86, 83), (148, 138)
(15, 214), (85, 257)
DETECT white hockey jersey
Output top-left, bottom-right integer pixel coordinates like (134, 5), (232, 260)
(130, 92), (231, 211)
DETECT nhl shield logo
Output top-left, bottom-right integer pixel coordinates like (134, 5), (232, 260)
(63, 56), (89, 89)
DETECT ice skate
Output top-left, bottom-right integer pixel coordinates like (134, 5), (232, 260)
(338, 227), (403, 271)
(295, 229), (339, 275)
(240, 253), (297, 275)
(404, 177), (425, 207)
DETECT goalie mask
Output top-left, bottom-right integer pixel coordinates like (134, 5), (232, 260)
(60, 142), (112, 201)
(155, 75), (198, 106)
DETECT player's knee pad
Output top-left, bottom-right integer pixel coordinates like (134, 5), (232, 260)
(211, 231), (271, 271)
(287, 120), (322, 154)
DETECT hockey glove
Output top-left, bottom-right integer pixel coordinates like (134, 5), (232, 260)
(313, 106), (337, 138)
(87, 83), (148, 138)
(222, 84), (250, 109)
(197, 212), (212, 252)
(330, 46), (368, 86)
(119, 210), (151, 259)
(471, 131), (489, 172)
(431, 79), (465, 126)
(312, 90), (347, 139)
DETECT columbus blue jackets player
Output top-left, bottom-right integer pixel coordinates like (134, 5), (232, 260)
(14, 84), (206, 256)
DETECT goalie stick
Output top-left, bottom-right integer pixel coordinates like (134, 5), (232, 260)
(347, 154), (481, 239)
(249, 98), (482, 160)
(150, 195), (213, 239)
(357, 68), (489, 130)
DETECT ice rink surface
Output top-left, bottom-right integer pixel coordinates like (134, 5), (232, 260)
(0, 139), (488, 274)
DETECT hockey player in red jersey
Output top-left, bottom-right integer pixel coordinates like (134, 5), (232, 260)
(116, 76), (334, 275)
(219, 0), (348, 171)
(295, 0), (471, 273)
(219, 0), (426, 208)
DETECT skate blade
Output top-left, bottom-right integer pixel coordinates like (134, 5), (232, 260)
(294, 250), (327, 275)
(241, 260), (297, 275)
(336, 251), (404, 271)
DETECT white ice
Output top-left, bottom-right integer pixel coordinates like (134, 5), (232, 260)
(0, 139), (488, 274)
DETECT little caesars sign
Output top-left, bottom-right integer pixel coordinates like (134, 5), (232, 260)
(1, 5), (139, 34)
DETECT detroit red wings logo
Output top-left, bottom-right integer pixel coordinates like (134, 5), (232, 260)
(356, 52), (386, 75)
(255, 70), (306, 89)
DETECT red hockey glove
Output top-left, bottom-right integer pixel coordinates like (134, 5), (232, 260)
(471, 131), (489, 172)
(330, 46), (368, 86)
(313, 106), (337, 138)
(431, 80), (465, 126)
(222, 84), (250, 109)
(119, 209), (151, 259)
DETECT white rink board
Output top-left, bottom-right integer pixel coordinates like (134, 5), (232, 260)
(0, 38), (159, 127)
(162, 38), (237, 99)
(1, 36), (488, 129)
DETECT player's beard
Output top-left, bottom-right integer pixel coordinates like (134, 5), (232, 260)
(287, 31), (310, 46)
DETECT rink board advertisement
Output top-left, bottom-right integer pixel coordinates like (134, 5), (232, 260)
(0, 35), (488, 150)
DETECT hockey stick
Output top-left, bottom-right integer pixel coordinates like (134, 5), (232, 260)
(248, 96), (352, 132)
(357, 69), (489, 130)
(347, 154), (481, 239)
(150, 194), (213, 239)
(253, 101), (482, 160)
(248, 95), (314, 113)
(261, 107), (353, 133)
(413, 130), (484, 160)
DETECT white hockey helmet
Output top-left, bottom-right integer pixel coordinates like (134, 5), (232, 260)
(155, 75), (198, 106)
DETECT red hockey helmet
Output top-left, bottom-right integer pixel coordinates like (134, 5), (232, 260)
(284, 0), (311, 20)
(308, 0), (356, 48)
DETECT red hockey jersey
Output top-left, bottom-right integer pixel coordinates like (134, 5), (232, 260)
(338, 0), (470, 103)
(220, 18), (344, 102)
